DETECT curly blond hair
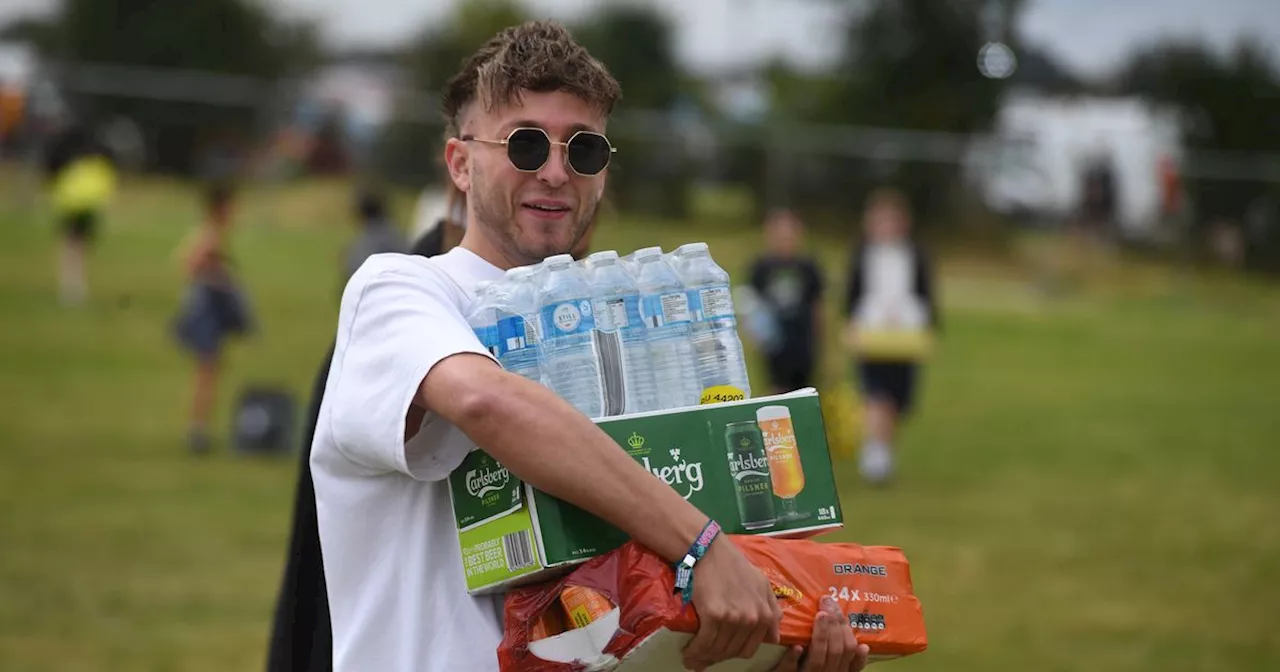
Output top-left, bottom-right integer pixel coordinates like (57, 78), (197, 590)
(441, 20), (621, 137)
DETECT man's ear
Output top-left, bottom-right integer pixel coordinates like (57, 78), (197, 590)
(445, 138), (471, 193)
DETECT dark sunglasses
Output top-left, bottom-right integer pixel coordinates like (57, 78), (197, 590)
(461, 127), (616, 176)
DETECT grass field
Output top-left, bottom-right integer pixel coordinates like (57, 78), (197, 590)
(1, 172), (1278, 671)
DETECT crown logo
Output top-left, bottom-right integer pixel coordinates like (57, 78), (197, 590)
(627, 432), (645, 450)
(740, 437), (751, 448)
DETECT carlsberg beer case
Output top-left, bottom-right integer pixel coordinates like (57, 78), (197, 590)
(449, 388), (844, 595)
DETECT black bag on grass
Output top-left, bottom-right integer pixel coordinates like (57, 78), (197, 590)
(232, 385), (297, 456)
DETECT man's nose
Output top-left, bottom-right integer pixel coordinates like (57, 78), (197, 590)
(536, 144), (570, 188)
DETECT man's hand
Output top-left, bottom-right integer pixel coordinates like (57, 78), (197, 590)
(682, 537), (782, 671)
(771, 596), (870, 672)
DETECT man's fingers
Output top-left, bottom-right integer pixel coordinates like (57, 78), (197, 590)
(716, 613), (754, 664)
(682, 619), (719, 671)
(734, 606), (774, 660)
(768, 591), (784, 643)
(733, 582), (777, 660)
(852, 643), (871, 672)
(836, 622), (862, 672)
(802, 610), (831, 672)
(816, 598), (846, 672)
(772, 645), (804, 672)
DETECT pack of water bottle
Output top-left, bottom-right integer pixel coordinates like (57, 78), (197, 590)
(466, 242), (753, 419)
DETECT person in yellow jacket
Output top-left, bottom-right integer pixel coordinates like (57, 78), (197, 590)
(43, 123), (117, 304)
(841, 189), (940, 484)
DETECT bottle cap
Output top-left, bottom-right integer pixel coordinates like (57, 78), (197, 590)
(676, 242), (709, 255)
(633, 246), (663, 260)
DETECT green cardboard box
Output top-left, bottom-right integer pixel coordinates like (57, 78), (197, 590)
(449, 388), (844, 595)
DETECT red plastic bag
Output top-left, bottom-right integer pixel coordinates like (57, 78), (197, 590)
(498, 535), (927, 671)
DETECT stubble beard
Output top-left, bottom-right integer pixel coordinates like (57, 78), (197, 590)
(471, 177), (598, 266)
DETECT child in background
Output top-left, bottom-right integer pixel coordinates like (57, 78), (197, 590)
(843, 189), (939, 484)
(342, 188), (407, 287)
(44, 123), (117, 305)
(173, 183), (254, 454)
(747, 210), (825, 394)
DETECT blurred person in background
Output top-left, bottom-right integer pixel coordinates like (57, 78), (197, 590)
(341, 187), (407, 289)
(1079, 153), (1119, 241)
(411, 180), (468, 257)
(172, 183), (254, 454)
(747, 210), (825, 394)
(267, 191), (597, 672)
(842, 189), (939, 485)
(0, 78), (25, 155)
(42, 120), (118, 305)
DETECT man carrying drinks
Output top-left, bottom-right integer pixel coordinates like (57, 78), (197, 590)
(310, 21), (869, 672)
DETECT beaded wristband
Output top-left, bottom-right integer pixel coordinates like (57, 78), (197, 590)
(673, 519), (721, 605)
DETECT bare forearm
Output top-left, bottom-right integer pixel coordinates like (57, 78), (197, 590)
(433, 364), (706, 562)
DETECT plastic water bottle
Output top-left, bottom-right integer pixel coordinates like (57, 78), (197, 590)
(538, 254), (604, 417)
(673, 242), (752, 400)
(620, 251), (640, 278)
(587, 250), (658, 415)
(467, 281), (502, 360)
(632, 247), (701, 410)
(496, 266), (542, 384)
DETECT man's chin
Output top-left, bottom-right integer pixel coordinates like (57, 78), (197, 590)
(517, 232), (579, 262)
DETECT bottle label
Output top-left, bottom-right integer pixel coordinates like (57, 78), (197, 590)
(641, 291), (691, 328)
(540, 299), (596, 337)
(701, 385), (746, 405)
(496, 315), (535, 356)
(593, 295), (643, 333)
(698, 285), (735, 319)
(523, 316), (539, 347)
(472, 324), (500, 358)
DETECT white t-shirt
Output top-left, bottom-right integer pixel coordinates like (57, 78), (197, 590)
(311, 247), (507, 672)
(854, 242), (927, 330)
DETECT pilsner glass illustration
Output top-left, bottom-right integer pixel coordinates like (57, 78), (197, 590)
(756, 405), (808, 522)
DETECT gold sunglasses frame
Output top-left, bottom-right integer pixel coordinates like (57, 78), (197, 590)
(460, 127), (617, 177)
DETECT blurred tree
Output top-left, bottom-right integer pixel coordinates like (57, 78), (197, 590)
(573, 3), (688, 218)
(11, 0), (319, 174)
(0, 15), (60, 52)
(1119, 38), (1280, 271)
(1120, 39), (1280, 153)
(790, 0), (1025, 228)
(373, 0), (528, 186)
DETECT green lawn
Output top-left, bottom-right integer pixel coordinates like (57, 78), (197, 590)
(1, 172), (1277, 671)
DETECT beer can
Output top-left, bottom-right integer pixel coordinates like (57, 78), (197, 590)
(560, 586), (613, 629)
(725, 421), (777, 530)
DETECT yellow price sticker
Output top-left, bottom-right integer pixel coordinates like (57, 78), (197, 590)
(700, 385), (746, 405)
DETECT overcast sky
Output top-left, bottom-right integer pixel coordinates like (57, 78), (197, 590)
(2, 0), (1278, 77)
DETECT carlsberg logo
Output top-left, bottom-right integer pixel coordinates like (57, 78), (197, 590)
(763, 433), (790, 449)
(640, 447), (704, 500)
(729, 453), (771, 480)
(466, 465), (510, 499)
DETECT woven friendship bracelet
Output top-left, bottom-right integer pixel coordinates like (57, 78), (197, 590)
(673, 519), (722, 605)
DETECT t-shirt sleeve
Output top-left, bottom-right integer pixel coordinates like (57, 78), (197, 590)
(325, 259), (493, 479)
